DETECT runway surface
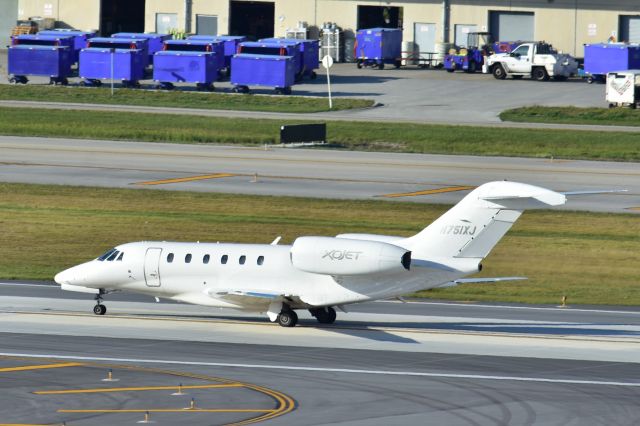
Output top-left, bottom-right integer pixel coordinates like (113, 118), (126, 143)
(2, 135), (638, 213)
(2, 281), (640, 425)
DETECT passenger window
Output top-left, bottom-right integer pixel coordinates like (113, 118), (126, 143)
(185, 254), (192, 263)
(221, 255), (228, 264)
(167, 253), (174, 263)
(239, 255), (246, 265)
(107, 250), (119, 261)
(117, 252), (124, 261)
(203, 254), (210, 264)
(257, 256), (264, 266)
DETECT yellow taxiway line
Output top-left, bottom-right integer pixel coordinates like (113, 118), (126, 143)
(134, 173), (235, 186)
(35, 383), (242, 395)
(0, 362), (83, 372)
(58, 408), (276, 413)
(379, 185), (475, 198)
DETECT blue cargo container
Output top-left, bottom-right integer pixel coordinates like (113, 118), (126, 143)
(79, 47), (145, 87)
(86, 37), (150, 67)
(37, 30), (96, 62)
(162, 39), (225, 73)
(112, 32), (171, 64)
(11, 34), (76, 62)
(237, 41), (301, 78)
(355, 28), (402, 69)
(153, 50), (222, 91)
(584, 43), (640, 83)
(259, 38), (319, 79)
(8, 45), (73, 85)
(231, 54), (295, 94)
(187, 35), (247, 69)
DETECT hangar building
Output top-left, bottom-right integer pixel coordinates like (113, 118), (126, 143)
(7, 0), (640, 57)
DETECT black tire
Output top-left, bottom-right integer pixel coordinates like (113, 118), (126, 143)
(378, 62), (385, 70)
(283, 87), (291, 95)
(312, 307), (337, 324)
(61, 78), (69, 86)
(394, 59), (401, 69)
(310, 71), (317, 80)
(492, 64), (507, 80)
(446, 68), (455, 73)
(533, 67), (549, 81)
(93, 304), (106, 315)
(586, 76), (594, 84)
(277, 310), (298, 327)
(9, 77), (17, 84)
(356, 60), (363, 69)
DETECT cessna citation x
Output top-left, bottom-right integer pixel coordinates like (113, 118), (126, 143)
(55, 181), (602, 327)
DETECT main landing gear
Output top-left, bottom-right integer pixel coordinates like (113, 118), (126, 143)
(93, 290), (107, 315)
(309, 307), (337, 324)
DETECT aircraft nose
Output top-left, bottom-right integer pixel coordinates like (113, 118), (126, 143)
(54, 269), (70, 285)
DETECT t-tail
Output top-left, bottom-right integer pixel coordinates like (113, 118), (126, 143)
(400, 181), (566, 263)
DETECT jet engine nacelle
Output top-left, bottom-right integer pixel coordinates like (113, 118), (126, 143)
(290, 236), (411, 276)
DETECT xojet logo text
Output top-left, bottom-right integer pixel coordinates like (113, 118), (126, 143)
(322, 250), (363, 260)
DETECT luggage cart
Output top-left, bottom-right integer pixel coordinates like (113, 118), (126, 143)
(230, 54), (295, 94)
(8, 44), (73, 85)
(259, 38), (319, 79)
(355, 28), (402, 69)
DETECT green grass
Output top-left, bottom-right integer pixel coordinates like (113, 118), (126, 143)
(501, 106), (640, 126)
(1, 107), (640, 160)
(1, 183), (639, 306)
(0, 85), (374, 113)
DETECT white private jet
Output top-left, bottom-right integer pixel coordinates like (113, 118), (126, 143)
(53, 181), (598, 327)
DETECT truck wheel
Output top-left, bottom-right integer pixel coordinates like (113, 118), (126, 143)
(492, 64), (507, 80)
(533, 67), (549, 81)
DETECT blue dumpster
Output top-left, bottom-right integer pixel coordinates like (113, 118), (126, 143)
(260, 38), (319, 79)
(237, 41), (302, 79)
(8, 45), (73, 85)
(112, 32), (171, 64)
(79, 47), (145, 87)
(37, 30), (96, 63)
(231, 54), (295, 94)
(187, 35), (247, 69)
(86, 37), (150, 67)
(153, 51), (222, 91)
(355, 28), (402, 69)
(584, 43), (640, 84)
(11, 34), (76, 62)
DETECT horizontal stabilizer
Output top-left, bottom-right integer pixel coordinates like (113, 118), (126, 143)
(436, 276), (527, 289)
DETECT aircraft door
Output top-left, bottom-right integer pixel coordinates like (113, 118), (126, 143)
(144, 248), (162, 287)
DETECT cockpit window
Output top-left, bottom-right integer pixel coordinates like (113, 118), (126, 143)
(106, 250), (119, 261)
(97, 248), (117, 261)
(117, 252), (124, 261)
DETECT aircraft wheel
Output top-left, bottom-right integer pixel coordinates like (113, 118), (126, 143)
(277, 310), (298, 327)
(311, 307), (336, 324)
(93, 304), (107, 315)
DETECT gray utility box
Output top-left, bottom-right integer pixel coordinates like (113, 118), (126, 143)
(606, 69), (640, 108)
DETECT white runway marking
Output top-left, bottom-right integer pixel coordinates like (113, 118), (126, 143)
(0, 282), (54, 288)
(1, 352), (638, 388)
(377, 300), (640, 316)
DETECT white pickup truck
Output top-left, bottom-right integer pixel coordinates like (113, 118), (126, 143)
(485, 42), (578, 81)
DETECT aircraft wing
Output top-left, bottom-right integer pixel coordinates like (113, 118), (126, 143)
(435, 277), (527, 288)
(212, 289), (282, 306)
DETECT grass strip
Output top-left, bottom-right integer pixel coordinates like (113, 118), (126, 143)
(501, 106), (640, 127)
(0, 85), (373, 113)
(1, 183), (638, 305)
(1, 107), (640, 161)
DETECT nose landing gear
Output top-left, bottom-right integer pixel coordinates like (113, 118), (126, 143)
(93, 290), (107, 315)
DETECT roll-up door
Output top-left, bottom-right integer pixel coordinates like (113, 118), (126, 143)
(620, 16), (640, 43)
(489, 11), (534, 42)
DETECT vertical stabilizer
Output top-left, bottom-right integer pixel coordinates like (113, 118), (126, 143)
(400, 182), (566, 260)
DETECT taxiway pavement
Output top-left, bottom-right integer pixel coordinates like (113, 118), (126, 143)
(1, 136), (638, 213)
(1, 281), (640, 425)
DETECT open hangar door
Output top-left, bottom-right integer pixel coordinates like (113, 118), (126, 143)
(619, 15), (640, 43)
(489, 11), (534, 42)
(357, 6), (403, 30)
(229, 1), (274, 41)
(101, 0), (145, 36)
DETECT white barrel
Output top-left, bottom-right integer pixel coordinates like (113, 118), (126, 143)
(401, 41), (415, 65)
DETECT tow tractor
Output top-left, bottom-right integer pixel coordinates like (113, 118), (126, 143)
(485, 42), (578, 81)
(444, 32), (493, 73)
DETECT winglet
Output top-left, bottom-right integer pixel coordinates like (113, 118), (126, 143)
(271, 236), (282, 245)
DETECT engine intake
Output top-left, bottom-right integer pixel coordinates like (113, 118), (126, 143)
(290, 236), (411, 276)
